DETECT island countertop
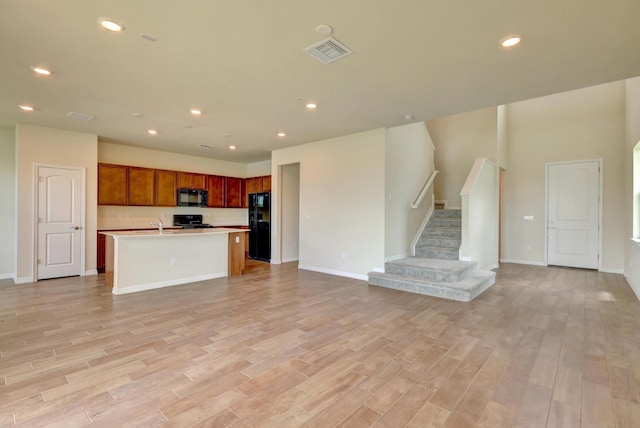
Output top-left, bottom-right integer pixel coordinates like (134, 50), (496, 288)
(101, 227), (248, 238)
(103, 228), (248, 295)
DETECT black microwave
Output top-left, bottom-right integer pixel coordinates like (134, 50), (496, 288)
(177, 188), (208, 207)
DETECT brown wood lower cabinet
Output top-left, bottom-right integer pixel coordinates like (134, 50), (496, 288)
(228, 232), (247, 276)
(97, 232), (106, 272)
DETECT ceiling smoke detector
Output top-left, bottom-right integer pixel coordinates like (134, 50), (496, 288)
(303, 37), (352, 64)
(67, 111), (95, 121)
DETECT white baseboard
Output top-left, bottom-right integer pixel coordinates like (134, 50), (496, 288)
(113, 272), (227, 295)
(84, 269), (98, 276)
(0, 273), (15, 280)
(371, 267), (385, 273)
(499, 258), (546, 267)
(282, 257), (299, 263)
(14, 276), (34, 284)
(270, 258), (282, 265)
(297, 264), (368, 282)
(624, 274), (640, 302)
(483, 263), (499, 271)
(599, 267), (624, 274)
(385, 253), (409, 263)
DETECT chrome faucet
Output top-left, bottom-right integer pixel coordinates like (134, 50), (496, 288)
(149, 217), (164, 233)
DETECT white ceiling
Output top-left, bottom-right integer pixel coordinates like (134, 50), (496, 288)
(1, 0), (639, 163)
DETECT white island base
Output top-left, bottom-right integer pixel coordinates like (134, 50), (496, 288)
(102, 228), (247, 295)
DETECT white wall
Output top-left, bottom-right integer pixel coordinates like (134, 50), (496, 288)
(99, 141), (247, 177)
(385, 122), (435, 261)
(625, 77), (640, 297)
(504, 81), (626, 271)
(16, 123), (98, 282)
(247, 160), (272, 177)
(272, 128), (386, 280)
(0, 126), (16, 279)
(279, 163), (300, 263)
(427, 107), (497, 209)
(460, 158), (498, 270)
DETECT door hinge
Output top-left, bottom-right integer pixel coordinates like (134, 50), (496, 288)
(37, 258), (42, 265)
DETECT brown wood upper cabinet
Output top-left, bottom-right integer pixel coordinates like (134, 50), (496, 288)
(207, 175), (226, 208)
(178, 172), (207, 190)
(155, 169), (177, 206)
(98, 163), (128, 205)
(128, 167), (156, 206)
(246, 177), (261, 194)
(262, 175), (271, 192)
(241, 179), (248, 208)
(226, 177), (242, 208)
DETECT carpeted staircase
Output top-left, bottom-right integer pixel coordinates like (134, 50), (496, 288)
(368, 209), (495, 302)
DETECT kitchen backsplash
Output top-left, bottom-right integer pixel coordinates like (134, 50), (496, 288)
(98, 205), (248, 229)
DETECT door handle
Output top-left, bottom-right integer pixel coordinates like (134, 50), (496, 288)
(70, 226), (82, 230)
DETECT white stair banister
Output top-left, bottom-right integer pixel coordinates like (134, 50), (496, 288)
(411, 170), (439, 209)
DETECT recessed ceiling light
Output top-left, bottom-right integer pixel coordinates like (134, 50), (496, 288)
(131, 113), (143, 118)
(30, 66), (51, 76)
(147, 129), (158, 135)
(277, 132), (286, 137)
(500, 34), (523, 48)
(190, 108), (202, 116)
(98, 17), (124, 32)
(306, 103), (317, 109)
(224, 133), (232, 137)
(19, 105), (34, 112)
(228, 145), (236, 150)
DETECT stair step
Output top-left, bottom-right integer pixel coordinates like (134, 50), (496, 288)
(418, 236), (461, 248)
(368, 270), (495, 302)
(422, 227), (461, 238)
(432, 209), (461, 219)
(427, 218), (461, 228)
(415, 246), (459, 260)
(386, 257), (475, 282)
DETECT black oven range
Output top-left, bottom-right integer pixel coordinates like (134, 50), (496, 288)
(173, 214), (214, 229)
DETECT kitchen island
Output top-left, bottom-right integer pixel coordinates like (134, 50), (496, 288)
(101, 228), (247, 295)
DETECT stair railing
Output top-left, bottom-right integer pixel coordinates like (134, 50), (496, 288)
(410, 169), (439, 256)
(411, 170), (439, 209)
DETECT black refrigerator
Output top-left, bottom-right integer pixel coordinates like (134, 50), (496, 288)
(248, 192), (270, 261)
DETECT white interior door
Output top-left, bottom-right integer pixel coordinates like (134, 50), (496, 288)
(547, 161), (600, 269)
(37, 166), (83, 279)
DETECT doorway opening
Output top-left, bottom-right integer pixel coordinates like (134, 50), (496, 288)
(278, 163), (300, 264)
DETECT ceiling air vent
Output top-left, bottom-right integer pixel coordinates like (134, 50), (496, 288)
(67, 111), (95, 121)
(303, 37), (352, 64)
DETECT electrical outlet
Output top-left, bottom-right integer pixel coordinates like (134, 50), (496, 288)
(235, 236), (240, 243)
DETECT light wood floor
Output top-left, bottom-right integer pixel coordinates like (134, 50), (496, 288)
(1, 262), (640, 427)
